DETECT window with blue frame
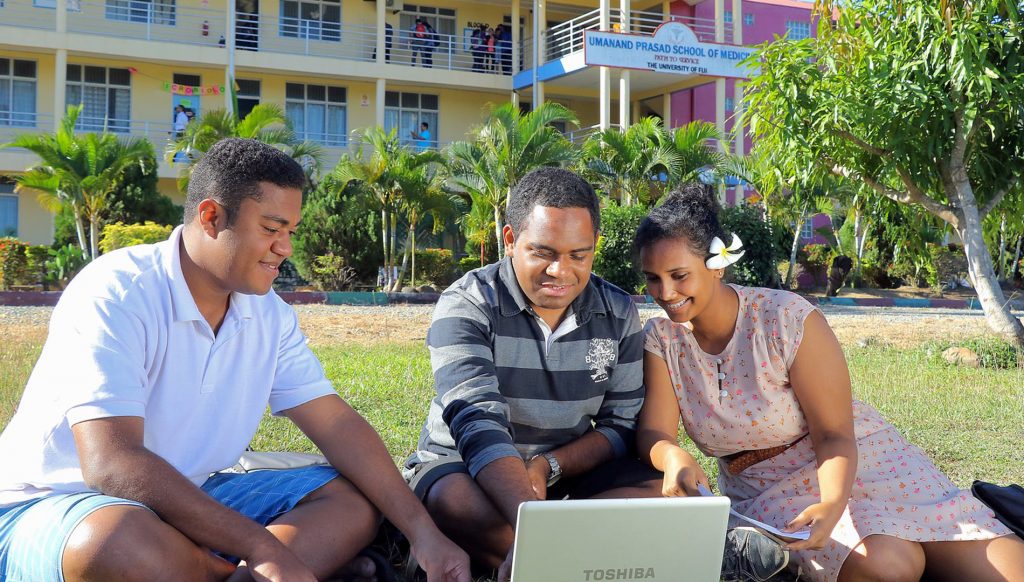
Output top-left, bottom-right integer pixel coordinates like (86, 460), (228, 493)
(786, 20), (811, 40)
(0, 191), (17, 238)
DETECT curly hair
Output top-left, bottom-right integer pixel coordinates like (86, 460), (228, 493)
(505, 167), (601, 235)
(633, 182), (727, 258)
(184, 138), (307, 225)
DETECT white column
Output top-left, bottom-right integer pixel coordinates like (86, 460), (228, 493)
(512, 0), (521, 74)
(732, 0), (742, 45)
(376, 78), (386, 129)
(632, 100), (641, 124)
(715, 0), (725, 43)
(618, 0), (630, 129)
(375, 0), (385, 66)
(716, 78), (727, 204)
(662, 92), (671, 125)
(661, 0), (670, 18)
(55, 0), (67, 34)
(532, 0), (545, 106)
(53, 49), (67, 131)
(599, 0), (611, 130)
(55, 0), (66, 129)
(225, 1), (236, 111)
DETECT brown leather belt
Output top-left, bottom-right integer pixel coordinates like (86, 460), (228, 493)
(723, 434), (808, 476)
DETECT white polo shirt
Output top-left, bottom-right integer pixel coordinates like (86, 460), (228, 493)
(0, 227), (336, 507)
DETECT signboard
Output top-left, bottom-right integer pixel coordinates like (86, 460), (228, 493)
(584, 21), (756, 78)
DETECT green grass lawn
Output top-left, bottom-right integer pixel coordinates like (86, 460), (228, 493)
(1, 338), (1022, 488)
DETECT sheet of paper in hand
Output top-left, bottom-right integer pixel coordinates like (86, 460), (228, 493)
(698, 484), (811, 542)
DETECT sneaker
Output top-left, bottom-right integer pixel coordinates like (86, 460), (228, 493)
(720, 526), (790, 582)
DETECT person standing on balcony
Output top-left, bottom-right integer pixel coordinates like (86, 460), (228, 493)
(411, 18), (437, 68)
(496, 24), (512, 75)
(471, 24), (488, 72)
(0, 138), (472, 582)
(173, 104), (188, 138)
(485, 26), (497, 72)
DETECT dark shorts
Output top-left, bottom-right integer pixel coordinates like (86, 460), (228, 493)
(407, 454), (662, 502)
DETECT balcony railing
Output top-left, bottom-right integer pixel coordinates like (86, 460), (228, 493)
(523, 9), (735, 67)
(66, 0), (225, 47)
(0, 0), (515, 75)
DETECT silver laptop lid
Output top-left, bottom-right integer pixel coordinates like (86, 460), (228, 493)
(511, 496), (730, 582)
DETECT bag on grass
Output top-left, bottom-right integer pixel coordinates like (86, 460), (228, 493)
(972, 480), (1024, 540)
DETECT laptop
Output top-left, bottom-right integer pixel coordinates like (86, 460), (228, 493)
(510, 496), (730, 582)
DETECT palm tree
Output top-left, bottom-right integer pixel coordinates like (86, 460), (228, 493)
(664, 121), (728, 189)
(2, 105), (155, 260)
(580, 117), (679, 206)
(166, 103), (324, 193)
(447, 102), (578, 255)
(393, 148), (450, 288)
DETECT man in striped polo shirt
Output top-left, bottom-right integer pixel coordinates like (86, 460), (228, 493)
(405, 168), (664, 578)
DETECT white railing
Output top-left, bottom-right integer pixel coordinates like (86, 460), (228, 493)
(534, 8), (735, 65)
(66, 0), (225, 47)
(0, 114), (54, 146)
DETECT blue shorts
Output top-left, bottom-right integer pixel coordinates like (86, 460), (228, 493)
(0, 465), (338, 582)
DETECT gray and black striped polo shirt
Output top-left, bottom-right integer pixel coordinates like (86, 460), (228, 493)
(405, 257), (645, 477)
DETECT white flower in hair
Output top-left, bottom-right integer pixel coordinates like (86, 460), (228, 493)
(706, 233), (745, 269)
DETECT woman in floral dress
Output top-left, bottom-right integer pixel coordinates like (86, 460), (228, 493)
(634, 184), (1023, 581)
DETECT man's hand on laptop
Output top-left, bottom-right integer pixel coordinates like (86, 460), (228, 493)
(409, 526), (472, 581)
(662, 449), (710, 497)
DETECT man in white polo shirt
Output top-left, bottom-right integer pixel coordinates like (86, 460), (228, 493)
(0, 138), (470, 582)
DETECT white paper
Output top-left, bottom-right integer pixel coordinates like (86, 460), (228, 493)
(697, 484), (811, 541)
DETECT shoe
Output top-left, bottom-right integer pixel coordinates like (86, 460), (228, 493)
(720, 526), (790, 582)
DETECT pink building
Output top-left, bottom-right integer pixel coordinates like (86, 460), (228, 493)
(669, 0), (832, 244)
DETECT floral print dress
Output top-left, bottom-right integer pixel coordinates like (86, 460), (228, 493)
(643, 285), (1010, 582)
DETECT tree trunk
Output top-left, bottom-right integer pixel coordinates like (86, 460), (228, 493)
(71, 202), (89, 259)
(785, 208), (806, 289)
(997, 212), (1007, 280)
(388, 215), (399, 291)
(1012, 236), (1022, 283)
(950, 177), (1024, 347)
(410, 221), (417, 287)
(479, 239), (485, 268)
(380, 208), (390, 289)
(493, 204), (504, 261)
(88, 217), (99, 260)
(395, 239), (410, 290)
(852, 209), (862, 285)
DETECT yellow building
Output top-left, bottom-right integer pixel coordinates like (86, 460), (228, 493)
(0, 0), (740, 244)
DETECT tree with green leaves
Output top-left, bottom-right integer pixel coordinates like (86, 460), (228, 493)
(393, 150), (451, 288)
(447, 102), (578, 257)
(580, 117), (678, 206)
(166, 103), (323, 193)
(2, 105), (155, 260)
(744, 0), (1024, 344)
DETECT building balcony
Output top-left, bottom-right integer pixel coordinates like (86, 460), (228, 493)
(517, 8), (737, 96)
(0, 0), (518, 83)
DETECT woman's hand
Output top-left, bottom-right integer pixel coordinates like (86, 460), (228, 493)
(782, 501), (845, 551)
(661, 448), (710, 497)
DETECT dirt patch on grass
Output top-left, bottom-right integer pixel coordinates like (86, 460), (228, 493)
(291, 305), (996, 350)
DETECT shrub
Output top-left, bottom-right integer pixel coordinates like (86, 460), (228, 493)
(593, 203), (647, 293)
(292, 178), (383, 284)
(799, 243), (835, 281)
(45, 244), (88, 289)
(25, 245), (50, 287)
(308, 253), (357, 291)
(413, 248), (454, 286)
(0, 238), (31, 289)
(99, 221), (173, 254)
(928, 244), (969, 292)
(719, 204), (781, 288)
(459, 256), (483, 273)
(925, 336), (1023, 369)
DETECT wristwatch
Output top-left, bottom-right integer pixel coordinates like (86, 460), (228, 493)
(541, 452), (562, 487)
